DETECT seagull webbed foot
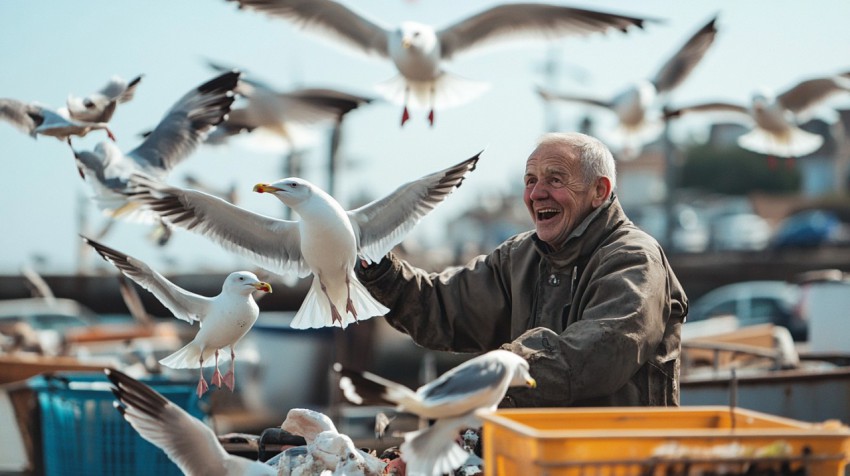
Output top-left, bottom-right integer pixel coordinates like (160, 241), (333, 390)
(196, 376), (209, 398)
(401, 106), (410, 127)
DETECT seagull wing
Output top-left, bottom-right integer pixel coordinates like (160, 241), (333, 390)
(777, 76), (850, 115)
(0, 98), (40, 134)
(107, 369), (276, 476)
(83, 236), (211, 324)
(348, 152), (480, 263)
(126, 174), (310, 278)
(128, 71), (239, 173)
(110, 74), (144, 104)
(279, 87), (374, 123)
(536, 86), (613, 110)
(438, 4), (655, 60)
(652, 15), (718, 94)
(229, 0), (390, 57)
(414, 356), (508, 413)
(664, 101), (749, 121)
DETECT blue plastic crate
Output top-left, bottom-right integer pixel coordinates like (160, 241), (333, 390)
(29, 371), (206, 476)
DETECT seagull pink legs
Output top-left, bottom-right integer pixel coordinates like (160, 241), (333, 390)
(222, 347), (236, 391)
(196, 354), (209, 398)
(211, 349), (224, 388)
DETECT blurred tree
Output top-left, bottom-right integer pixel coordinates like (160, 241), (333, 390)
(680, 144), (801, 194)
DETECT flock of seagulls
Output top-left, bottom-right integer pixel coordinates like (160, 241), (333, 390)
(3, 0), (850, 475)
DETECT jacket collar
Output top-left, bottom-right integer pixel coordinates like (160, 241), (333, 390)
(532, 194), (625, 267)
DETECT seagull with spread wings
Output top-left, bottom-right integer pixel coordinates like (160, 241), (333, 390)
(84, 236), (272, 397)
(538, 15), (719, 158)
(0, 97), (116, 147)
(227, 0), (657, 126)
(126, 153), (479, 329)
(73, 70), (239, 222)
(665, 72), (850, 157)
(206, 60), (374, 152)
(66, 74), (143, 124)
(336, 349), (536, 476)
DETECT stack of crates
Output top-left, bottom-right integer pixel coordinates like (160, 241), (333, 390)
(479, 406), (850, 476)
(29, 371), (205, 476)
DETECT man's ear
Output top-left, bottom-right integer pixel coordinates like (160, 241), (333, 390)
(591, 176), (612, 207)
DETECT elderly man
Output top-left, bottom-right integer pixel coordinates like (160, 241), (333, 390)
(356, 132), (688, 407)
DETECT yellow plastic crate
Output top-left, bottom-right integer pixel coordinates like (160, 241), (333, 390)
(478, 406), (850, 476)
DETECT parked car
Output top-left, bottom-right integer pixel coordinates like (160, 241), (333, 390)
(771, 210), (845, 248)
(686, 281), (808, 341)
(710, 213), (771, 251)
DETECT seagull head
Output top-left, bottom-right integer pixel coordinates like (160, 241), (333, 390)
(396, 21), (438, 55)
(224, 271), (272, 295)
(253, 178), (312, 208)
(496, 350), (536, 389)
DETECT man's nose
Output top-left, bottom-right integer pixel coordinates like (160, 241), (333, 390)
(529, 182), (549, 200)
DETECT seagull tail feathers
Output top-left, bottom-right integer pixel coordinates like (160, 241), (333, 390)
(401, 418), (470, 476)
(290, 276), (388, 330)
(159, 341), (214, 369)
(375, 73), (490, 110)
(737, 126), (823, 158)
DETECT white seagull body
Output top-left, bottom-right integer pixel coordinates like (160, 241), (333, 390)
(336, 349), (536, 476)
(84, 236), (272, 398)
(227, 0), (655, 126)
(66, 74), (143, 123)
(73, 71), (239, 222)
(126, 153), (479, 329)
(666, 73), (850, 157)
(0, 98), (115, 146)
(538, 15), (718, 157)
(106, 368), (277, 476)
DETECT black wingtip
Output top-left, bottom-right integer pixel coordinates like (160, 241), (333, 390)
(197, 70), (241, 95)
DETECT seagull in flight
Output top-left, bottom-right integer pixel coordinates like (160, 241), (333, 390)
(106, 368), (278, 475)
(336, 349), (536, 476)
(538, 15), (718, 158)
(226, 0), (657, 126)
(205, 60), (374, 152)
(665, 72), (850, 158)
(0, 98), (116, 147)
(126, 153), (480, 329)
(66, 74), (144, 124)
(84, 236), (272, 398)
(73, 70), (239, 223)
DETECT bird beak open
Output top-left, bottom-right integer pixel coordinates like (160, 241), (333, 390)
(253, 281), (273, 293)
(253, 184), (280, 194)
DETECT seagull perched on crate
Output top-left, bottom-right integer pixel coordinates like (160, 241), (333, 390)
(84, 236), (272, 398)
(336, 349), (536, 476)
(226, 0), (657, 126)
(125, 153), (480, 330)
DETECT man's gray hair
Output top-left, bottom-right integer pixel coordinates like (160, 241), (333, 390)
(536, 132), (617, 190)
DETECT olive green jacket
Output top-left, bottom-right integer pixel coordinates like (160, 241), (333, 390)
(356, 195), (688, 407)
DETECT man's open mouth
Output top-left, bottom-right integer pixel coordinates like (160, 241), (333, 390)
(536, 208), (560, 221)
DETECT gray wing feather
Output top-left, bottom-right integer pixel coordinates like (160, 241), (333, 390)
(107, 369), (274, 476)
(418, 357), (506, 403)
(0, 98), (40, 134)
(438, 3), (654, 60)
(652, 15), (718, 94)
(349, 153), (480, 263)
(777, 76), (850, 115)
(229, 0), (390, 57)
(83, 237), (211, 323)
(128, 71), (238, 172)
(536, 87), (613, 109)
(126, 174), (310, 278)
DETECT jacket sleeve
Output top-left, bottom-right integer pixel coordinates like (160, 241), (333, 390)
(502, 241), (674, 406)
(355, 247), (516, 353)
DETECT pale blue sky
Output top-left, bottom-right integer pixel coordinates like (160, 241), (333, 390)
(1, 0), (849, 276)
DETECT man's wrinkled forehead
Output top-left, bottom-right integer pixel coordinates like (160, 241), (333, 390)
(525, 145), (577, 175)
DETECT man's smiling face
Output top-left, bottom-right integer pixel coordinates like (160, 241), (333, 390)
(523, 142), (598, 250)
